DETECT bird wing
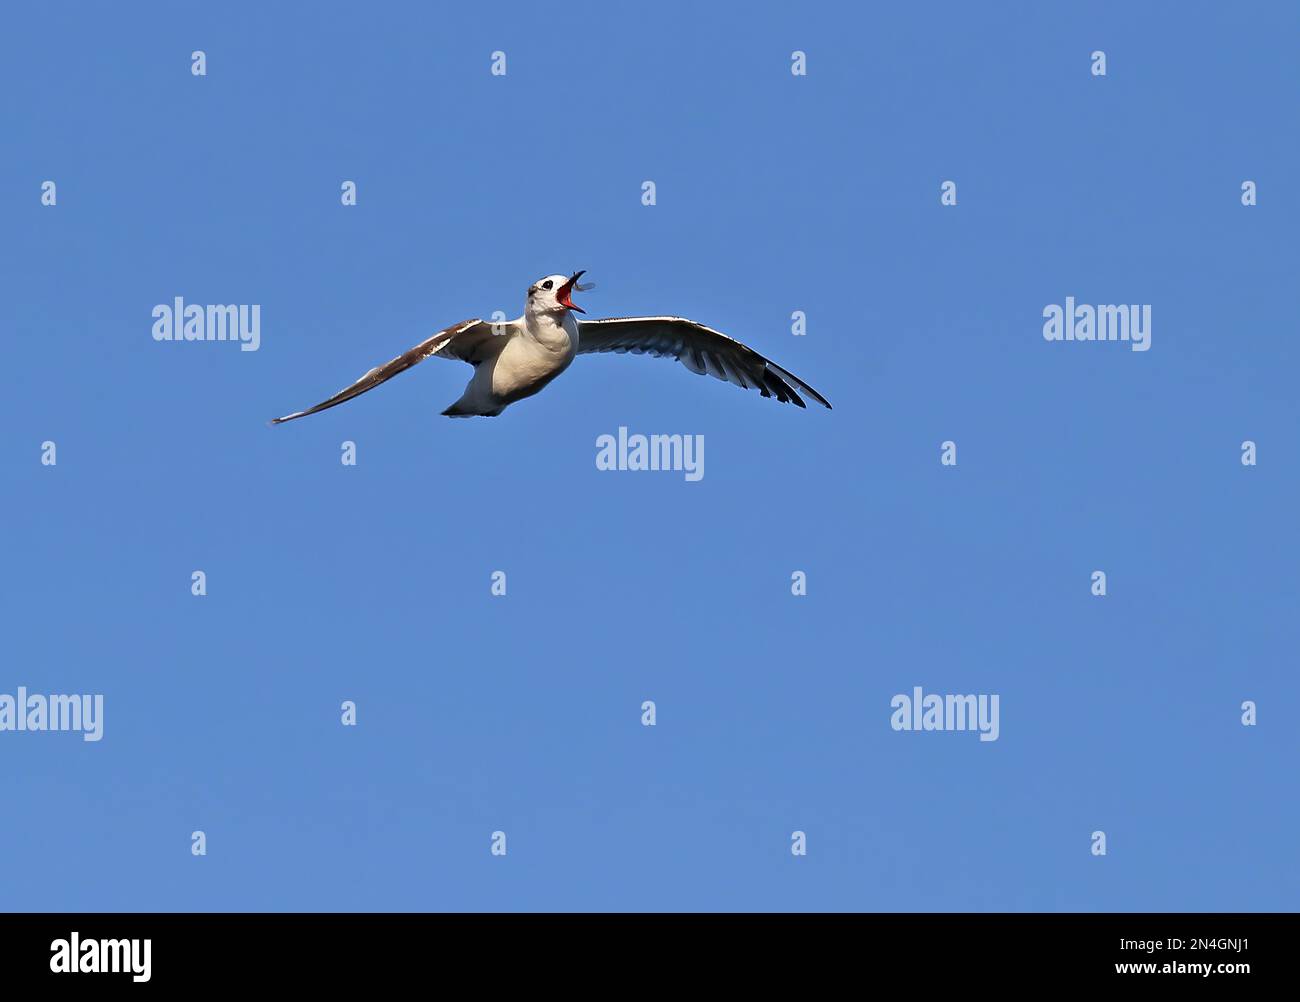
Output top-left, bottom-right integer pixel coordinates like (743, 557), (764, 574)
(270, 318), (502, 424)
(576, 316), (831, 409)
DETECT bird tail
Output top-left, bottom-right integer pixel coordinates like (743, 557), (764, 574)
(441, 401), (504, 418)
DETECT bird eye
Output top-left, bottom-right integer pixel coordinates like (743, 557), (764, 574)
(541, 279), (553, 290)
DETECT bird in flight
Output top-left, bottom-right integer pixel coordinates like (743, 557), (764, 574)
(270, 272), (831, 423)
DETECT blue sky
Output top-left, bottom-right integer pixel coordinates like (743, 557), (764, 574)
(1, 0), (1297, 911)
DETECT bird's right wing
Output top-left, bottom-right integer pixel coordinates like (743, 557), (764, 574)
(270, 318), (501, 424)
(577, 316), (831, 409)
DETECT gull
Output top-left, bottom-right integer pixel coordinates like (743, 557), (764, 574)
(270, 272), (831, 423)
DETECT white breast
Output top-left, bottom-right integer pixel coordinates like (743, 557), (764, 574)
(490, 313), (578, 401)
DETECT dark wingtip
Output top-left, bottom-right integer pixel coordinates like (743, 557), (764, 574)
(763, 361), (831, 411)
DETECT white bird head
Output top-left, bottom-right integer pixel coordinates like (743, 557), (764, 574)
(527, 272), (592, 315)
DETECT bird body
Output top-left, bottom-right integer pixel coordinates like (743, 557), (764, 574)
(270, 272), (830, 425)
(446, 305), (580, 417)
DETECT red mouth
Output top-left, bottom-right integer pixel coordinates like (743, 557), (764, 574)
(556, 271), (586, 313)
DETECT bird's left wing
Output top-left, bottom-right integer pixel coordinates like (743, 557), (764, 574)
(270, 319), (495, 424)
(577, 316), (831, 409)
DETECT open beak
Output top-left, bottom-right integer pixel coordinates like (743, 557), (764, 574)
(556, 270), (586, 313)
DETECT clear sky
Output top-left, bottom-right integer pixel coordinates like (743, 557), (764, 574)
(2, 1), (1297, 911)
